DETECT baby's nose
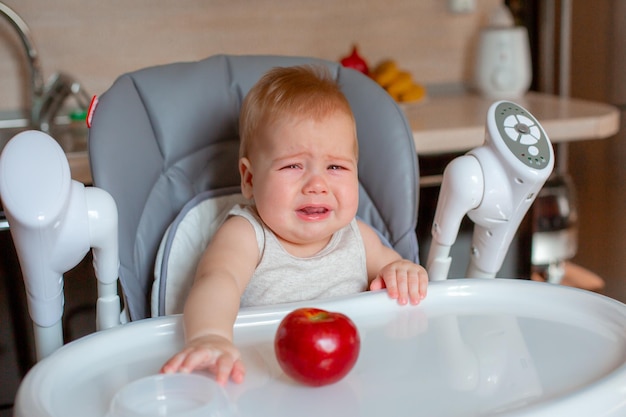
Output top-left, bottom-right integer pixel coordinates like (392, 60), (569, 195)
(303, 173), (328, 194)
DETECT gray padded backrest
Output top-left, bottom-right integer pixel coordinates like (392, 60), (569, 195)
(88, 55), (419, 320)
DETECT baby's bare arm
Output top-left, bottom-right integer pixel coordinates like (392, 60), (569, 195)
(161, 216), (258, 384)
(358, 220), (428, 305)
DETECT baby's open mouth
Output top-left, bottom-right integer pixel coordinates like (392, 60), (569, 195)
(298, 206), (329, 215)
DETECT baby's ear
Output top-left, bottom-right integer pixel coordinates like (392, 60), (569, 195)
(239, 158), (254, 199)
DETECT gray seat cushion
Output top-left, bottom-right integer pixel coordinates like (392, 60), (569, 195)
(88, 54), (419, 320)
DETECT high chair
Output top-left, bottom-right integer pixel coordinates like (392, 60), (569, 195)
(1, 54), (421, 356)
(4, 55), (626, 417)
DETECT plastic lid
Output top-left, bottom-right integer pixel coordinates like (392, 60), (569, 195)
(107, 373), (232, 417)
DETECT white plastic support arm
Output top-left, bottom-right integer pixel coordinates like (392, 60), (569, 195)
(0, 130), (121, 359)
(427, 155), (484, 281)
(85, 187), (121, 330)
(465, 102), (554, 277)
(427, 101), (554, 281)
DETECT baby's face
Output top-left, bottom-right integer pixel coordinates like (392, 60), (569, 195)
(240, 111), (359, 256)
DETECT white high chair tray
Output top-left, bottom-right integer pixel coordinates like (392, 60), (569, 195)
(15, 279), (626, 417)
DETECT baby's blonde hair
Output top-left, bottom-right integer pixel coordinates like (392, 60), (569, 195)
(238, 65), (357, 159)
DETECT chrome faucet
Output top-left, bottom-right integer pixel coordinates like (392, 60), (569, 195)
(32, 71), (91, 133)
(1, 2), (90, 132)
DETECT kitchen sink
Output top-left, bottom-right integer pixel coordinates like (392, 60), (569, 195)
(0, 109), (88, 155)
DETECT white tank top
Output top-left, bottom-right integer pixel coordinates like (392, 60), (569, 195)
(229, 205), (368, 307)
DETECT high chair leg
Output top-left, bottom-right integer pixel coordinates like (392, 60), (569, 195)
(33, 322), (63, 361)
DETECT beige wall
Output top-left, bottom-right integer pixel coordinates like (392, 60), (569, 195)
(1, 0), (500, 112)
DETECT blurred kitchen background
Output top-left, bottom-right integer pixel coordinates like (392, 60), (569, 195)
(567, 1), (626, 307)
(1, 0), (624, 414)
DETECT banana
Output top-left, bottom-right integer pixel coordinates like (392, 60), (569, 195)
(372, 60), (399, 87)
(385, 71), (414, 97)
(399, 83), (426, 103)
(372, 59), (427, 103)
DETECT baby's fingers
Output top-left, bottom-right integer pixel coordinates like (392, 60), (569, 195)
(376, 262), (429, 306)
(210, 353), (245, 385)
(407, 269), (426, 305)
(369, 276), (386, 291)
(176, 348), (217, 374)
(160, 352), (187, 374)
(394, 269), (411, 305)
(214, 354), (236, 385)
(230, 358), (246, 384)
(380, 273), (401, 302)
(161, 347), (210, 374)
(418, 269), (428, 300)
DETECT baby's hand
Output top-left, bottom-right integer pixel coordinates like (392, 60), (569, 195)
(369, 260), (428, 305)
(160, 334), (245, 385)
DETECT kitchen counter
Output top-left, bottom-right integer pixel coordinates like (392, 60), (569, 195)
(404, 91), (620, 155)
(55, 91), (620, 185)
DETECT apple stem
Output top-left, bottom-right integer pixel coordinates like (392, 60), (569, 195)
(308, 311), (330, 321)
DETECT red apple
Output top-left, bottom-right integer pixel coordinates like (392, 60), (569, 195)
(274, 307), (360, 387)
